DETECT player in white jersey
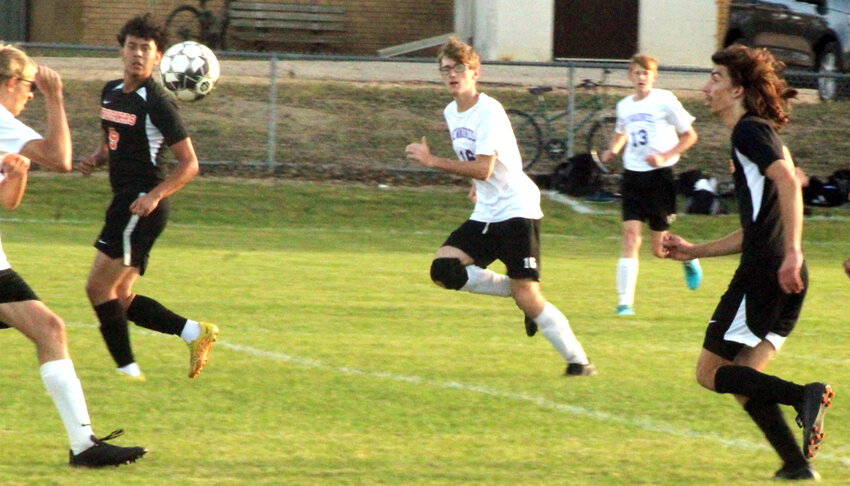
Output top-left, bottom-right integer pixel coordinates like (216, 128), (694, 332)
(405, 37), (595, 376)
(600, 54), (701, 316)
(0, 45), (145, 467)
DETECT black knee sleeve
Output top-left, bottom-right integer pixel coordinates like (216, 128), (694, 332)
(430, 258), (468, 290)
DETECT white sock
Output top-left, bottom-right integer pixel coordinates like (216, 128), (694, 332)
(180, 319), (200, 344)
(40, 359), (95, 454)
(117, 362), (143, 377)
(460, 266), (511, 297)
(616, 258), (638, 307)
(533, 303), (589, 365)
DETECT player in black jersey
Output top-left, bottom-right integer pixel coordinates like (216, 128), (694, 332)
(664, 45), (832, 481)
(79, 14), (219, 381)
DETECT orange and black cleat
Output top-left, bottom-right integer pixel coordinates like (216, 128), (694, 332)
(796, 383), (834, 459)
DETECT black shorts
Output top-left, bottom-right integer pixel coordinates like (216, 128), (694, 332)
(443, 218), (541, 281)
(94, 190), (170, 276)
(703, 259), (807, 361)
(621, 168), (676, 231)
(0, 269), (39, 329)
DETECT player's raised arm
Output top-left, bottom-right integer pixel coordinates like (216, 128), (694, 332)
(19, 66), (72, 173)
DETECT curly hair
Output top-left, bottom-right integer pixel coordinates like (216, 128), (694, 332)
(437, 37), (480, 70)
(711, 45), (797, 129)
(117, 13), (168, 52)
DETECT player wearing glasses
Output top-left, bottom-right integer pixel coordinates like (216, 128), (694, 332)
(405, 37), (596, 376)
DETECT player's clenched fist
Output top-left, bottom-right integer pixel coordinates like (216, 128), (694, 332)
(1, 153), (31, 178)
(405, 136), (434, 168)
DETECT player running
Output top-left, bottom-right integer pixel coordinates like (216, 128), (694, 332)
(0, 44), (146, 467)
(405, 37), (595, 376)
(600, 54), (701, 316)
(79, 14), (219, 380)
(664, 45), (833, 481)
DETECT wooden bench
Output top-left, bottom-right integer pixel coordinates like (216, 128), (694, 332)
(227, 2), (345, 49)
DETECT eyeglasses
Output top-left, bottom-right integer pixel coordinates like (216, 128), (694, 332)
(439, 64), (470, 75)
(16, 77), (37, 94)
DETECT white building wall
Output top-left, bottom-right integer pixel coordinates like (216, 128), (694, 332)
(638, 0), (717, 67)
(456, 0), (714, 66)
(455, 0), (553, 62)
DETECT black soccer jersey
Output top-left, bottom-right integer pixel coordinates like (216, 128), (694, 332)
(730, 115), (785, 263)
(99, 77), (188, 192)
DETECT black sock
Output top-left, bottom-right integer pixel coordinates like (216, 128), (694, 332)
(126, 295), (187, 335)
(94, 299), (134, 367)
(714, 365), (805, 406)
(744, 399), (808, 468)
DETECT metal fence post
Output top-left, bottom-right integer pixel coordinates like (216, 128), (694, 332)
(566, 62), (575, 158)
(268, 55), (278, 166)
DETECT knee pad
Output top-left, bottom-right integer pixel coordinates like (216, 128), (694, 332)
(430, 258), (468, 290)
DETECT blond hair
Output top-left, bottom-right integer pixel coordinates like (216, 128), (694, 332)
(437, 37), (481, 70)
(629, 53), (658, 73)
(0, 45), (36, 83)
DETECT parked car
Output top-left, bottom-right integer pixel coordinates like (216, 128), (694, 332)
(723, 0), (850, 100)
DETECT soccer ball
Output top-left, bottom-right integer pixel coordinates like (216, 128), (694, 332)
(159, 41), (220, 102)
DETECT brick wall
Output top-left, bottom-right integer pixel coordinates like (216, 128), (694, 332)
(28, 0), (453, 56)
(717, 0), (730, 48)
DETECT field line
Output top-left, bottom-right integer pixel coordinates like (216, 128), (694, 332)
(67, 321), (850, 465)
(218, 340), (850, 466)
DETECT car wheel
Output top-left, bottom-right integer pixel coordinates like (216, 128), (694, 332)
(817, 42), (842, 101)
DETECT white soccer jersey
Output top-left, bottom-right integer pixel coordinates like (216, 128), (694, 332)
(0, 104), (43, 271)
(443, 93), (543, 222)
(615, 89), (694, 172)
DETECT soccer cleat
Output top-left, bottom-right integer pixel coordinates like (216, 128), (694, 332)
(773, 463), (820, 481)
(565, 362), (597, 377)
(616, 304), (634, 316)
(188, 322), (220, 378)
(523, 314), (537, 337)
(683, 259), (703, 290)
(796, 383), (834, 459)
(68, 429), (146, 468)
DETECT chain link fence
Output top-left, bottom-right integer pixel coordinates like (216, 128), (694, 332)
(15, 43), (850, 186)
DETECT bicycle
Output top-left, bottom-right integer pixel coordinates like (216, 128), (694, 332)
(507, 78), (617, 172)
(165, 0), (232, 50)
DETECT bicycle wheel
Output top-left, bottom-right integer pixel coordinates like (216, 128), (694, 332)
(585, 116), (617, 157)
(506, 109), (543, 170)
(166, 6), (204, 44)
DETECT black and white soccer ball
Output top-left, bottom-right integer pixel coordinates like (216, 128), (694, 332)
(159, 41), (220, 102)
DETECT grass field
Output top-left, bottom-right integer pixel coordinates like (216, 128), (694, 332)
(0, 175), (847, 485)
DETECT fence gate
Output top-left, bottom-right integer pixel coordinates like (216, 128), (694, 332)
(553, 0), (637, 60)
(0, 0), (27, 41)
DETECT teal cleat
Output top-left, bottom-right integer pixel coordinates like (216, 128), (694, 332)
(684, 259), (703, 290)
(616, 304), (634, 316)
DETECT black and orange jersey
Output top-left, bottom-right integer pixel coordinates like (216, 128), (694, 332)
(99, 77), (188, 192)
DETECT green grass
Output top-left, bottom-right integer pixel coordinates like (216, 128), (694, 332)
(0, 175), (848, 485)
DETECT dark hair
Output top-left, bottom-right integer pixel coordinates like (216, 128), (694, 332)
(117, 14), (168, 52)
(711, 44), (797, 129)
